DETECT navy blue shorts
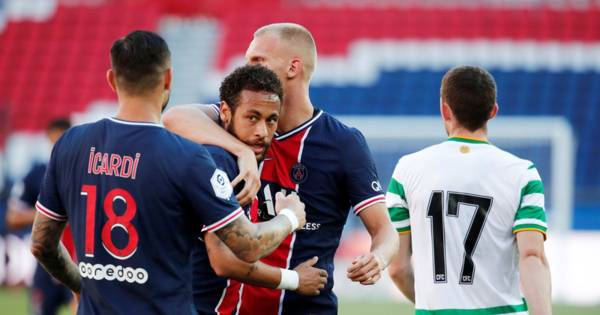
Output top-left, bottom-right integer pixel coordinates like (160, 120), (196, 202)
(30, 264), (72, 315)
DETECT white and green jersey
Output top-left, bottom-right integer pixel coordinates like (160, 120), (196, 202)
(386, 137), (547, 315)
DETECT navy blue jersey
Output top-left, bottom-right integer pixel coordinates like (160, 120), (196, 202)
(36, 118), (243, 315)
(192, 145), (245, 315)
(7, 163), (46, 236)
(234, 109), (385, 315)
(18, 163), (47, 207)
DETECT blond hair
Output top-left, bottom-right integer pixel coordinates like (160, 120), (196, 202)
(254, 23), (317, 81)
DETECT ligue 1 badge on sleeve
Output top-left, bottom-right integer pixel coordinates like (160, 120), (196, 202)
(210, 169), (233, 199)
(290, 163), (308, 184)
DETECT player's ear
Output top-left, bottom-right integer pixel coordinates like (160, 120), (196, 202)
(287, 58), (301, 80)
(441, 100), (453, 122)
(163, 68), (173, 91)
(106, 69), (117, 92)
(489, 103), (499, 120)
(220, 101), (232, 127)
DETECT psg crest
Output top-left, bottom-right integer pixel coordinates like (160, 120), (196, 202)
(290, 163), (308, 184)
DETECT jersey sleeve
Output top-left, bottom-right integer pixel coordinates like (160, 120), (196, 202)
(36, 143), (68, 221)
(209, 150), (239, 184)
(208, 149), (245, 198)
(182, 151), (243, 233)
(386, 159), (410, 234)
(342, 129), (385, 215)
(513, 164), (547, 238)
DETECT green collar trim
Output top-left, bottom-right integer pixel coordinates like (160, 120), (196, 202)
(447, 136), (490, 144)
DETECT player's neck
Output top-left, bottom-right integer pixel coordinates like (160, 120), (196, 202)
(115, 96), (162, 124)
(448, 127), (488, 142)
(277, 86), (314, 133)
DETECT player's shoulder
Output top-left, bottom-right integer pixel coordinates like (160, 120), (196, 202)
(29, 162), (47, 174)
(486, 144), (537, 176)
(166, 132), (213, 161)
(23, 162), (47, 183)
(204, 145), (237, 168)
(203, 145), (240, 187)
(396, 141), (448, 167)
(317, 111), (368, 145)
(492, 145), (531, 164)
(204, 145), (233, 160)
(51, 120), (102, 152)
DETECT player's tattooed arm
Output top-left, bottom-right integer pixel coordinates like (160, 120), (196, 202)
(206, 232), (277, 286)
(206, 233), (327, 295)
(163, 104), (260, 206)
(30, 212), (81, 293)
(348, 203), (399, 285)
(215, 192), (306, 263)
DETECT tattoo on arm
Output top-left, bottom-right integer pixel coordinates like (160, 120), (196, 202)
(215, 215), (292, 263)
(31, 213), (81, 293)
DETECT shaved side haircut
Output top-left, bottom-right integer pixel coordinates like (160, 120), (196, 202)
(254, 23), (317, 80)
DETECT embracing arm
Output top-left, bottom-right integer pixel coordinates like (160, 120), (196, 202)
(517, 231), (552, 315)
(206, 235), (328, 295)
(163, 104), (241, 154)
(205, 232), (280, 286)
(347, 203), (399, 285)
(214, 192), (305, 263)
(205, 232), (327, 295)
(30, 212), (81, 293)
(162, 104), (259, 205)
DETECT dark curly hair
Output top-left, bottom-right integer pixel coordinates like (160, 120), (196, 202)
(219, 65), (283, 111)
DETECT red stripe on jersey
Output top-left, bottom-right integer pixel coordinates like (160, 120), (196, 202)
(239, 129), (309, 315)
(215, 280), (242, 315)
(249, 198), (259, 223)
(35, 201), (67, 221)
(238, 234), (294, 315)
(202, 208), (244, 232)
(61, 225), (77, 261)
(354, 195), (386, 215)
(261, 129), (308, 190)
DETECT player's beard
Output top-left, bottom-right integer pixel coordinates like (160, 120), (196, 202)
(227, 119), (270, 163)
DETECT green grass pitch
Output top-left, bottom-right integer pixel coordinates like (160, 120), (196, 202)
(2, 288), (599, 314)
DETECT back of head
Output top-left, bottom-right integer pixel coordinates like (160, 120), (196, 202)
(47, 118), (71, 132)
(46, 117), (71, 144)
(110, 30), (171, 95)
(219, 64), (283, 111)
(441, 66), (497, 131)
(254, 23), (317, 81)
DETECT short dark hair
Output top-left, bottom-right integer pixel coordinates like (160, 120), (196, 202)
(110, 30), (171, 95)
(441, 66), (497, 131)
(47, 118), (71, 131)
(219, 65), (283, 111)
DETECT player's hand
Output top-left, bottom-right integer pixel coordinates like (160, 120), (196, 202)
(294, 256), (328, 296)
(346, 253), (384, 285)
(232, 148), (260, 206)
(275, 192), (306, 230)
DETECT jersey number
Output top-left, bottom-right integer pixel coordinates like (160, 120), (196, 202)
(81, 185), (139, 260)
(426, 191), (492, 285)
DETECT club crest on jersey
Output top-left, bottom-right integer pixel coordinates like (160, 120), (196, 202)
(210, 169), (233, 199)
(290, 163), (308, 184)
